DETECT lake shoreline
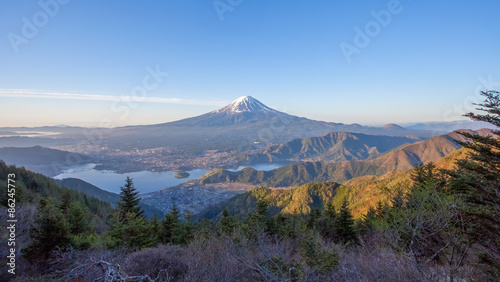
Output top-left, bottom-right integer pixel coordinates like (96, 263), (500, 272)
(53, 162), (290, 194)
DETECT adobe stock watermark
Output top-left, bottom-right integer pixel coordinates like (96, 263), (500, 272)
(6, 173), (17, 275)
(442, 74), (500, 122)
(50, 65), (169, 174)
(339, 0), (404, 64)
(7, 0), (71, 54)
(213, 0), (244, 21)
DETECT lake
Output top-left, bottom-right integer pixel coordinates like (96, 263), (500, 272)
(53, 163), (288, 194)
(53, 163), (210, 194)
(227, 163), (289, 172)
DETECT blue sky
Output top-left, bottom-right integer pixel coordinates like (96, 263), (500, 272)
(1, 0), (499, 127)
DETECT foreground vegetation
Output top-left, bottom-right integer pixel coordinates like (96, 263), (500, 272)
(1, 91), (499, 281)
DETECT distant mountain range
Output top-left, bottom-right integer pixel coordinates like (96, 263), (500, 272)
(236, 131), (423, 164)
(402, 120), (498, 132)
(105, 96), (439, 152)
(0, 96), (440, 153)
(200, 129), (490, 187)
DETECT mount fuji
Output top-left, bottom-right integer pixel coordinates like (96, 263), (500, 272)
(214, 95), (276, 114)
(105, 96), (437, 152)
(169, 95), (302, 126)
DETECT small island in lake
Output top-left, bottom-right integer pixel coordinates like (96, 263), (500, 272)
(174, 171), (190, 179)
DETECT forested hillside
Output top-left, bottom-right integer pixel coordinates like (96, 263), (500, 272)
(197, 148), (471, 221)
(195, 182), (341, 220)
(201, 130), (485, 187)
(0, 161), (112, 217)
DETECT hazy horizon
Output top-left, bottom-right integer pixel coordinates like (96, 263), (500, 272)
(0, 94), (480, 129)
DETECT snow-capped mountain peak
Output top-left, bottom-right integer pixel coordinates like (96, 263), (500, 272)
(213, 96), (276, 114)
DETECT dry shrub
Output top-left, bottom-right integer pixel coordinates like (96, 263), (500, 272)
(334, 245), (423, 281)
(123, 245), (188, 280)
(181, 234), (261, 281)
(173, 228), (303, 281)
(332, 233), (484, 282)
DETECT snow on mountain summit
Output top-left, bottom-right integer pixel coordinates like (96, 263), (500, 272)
(213, 96), (276, 114)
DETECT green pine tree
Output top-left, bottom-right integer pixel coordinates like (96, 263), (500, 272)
(319, 201), (337, 239)
(257, 198), (268, 218)
(334, 199), (357, 244)
(23, 198), (70, 261)
(60, 189), (71, 215)
(184, 210), (195, 243)
(162, 204), (184, 244)
(220, 207), (236, 235)
(307, 208), (321, 230)
(357, 205), (378, 235)
(149, 213), (161, 242)
(447, 90), (500, 275)
(68, 202), (90, 235)
(375, 200), (388, 219)
(110, 212), (154, 249)
(117, 177), (144, 221)
(324, 201), (336, 220)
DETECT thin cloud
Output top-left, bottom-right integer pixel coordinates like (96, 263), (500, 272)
(0, 89), (226, 106)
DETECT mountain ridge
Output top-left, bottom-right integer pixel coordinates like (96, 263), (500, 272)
(195, 147), (471, 220)
(200, 129), (492, 186)
(237, 131), (423, 164)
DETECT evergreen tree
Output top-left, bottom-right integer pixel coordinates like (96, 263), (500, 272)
(60, 189), (71, 215)
(23, 198), (70, 261)
(357, 205), (378, 235)
(256, 198), (270, 230)
(256, 198), (268, 218)
(108, 177), (151, 249)
(117, 177), (144, 221)
(334, 199), (356, 244)
(243, 198), (270, 237)
(268, 213), (293, 238)
(162, 204), (183, 244)
(109, 212), (154, 249)
(220, 208), (236, 235)
(306, 208), (321, 230)
(450, 90), (500, 232)
(149, 213), (161, 242)
(184, 210), (195, 243)
(324, 201), (336, 220)
(447, 90), (500, 273)
(375, 200), (388, 219)
(68, 202), (96, 251)
(319, 201), (337, 239)
(68, 202), (90, 235)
